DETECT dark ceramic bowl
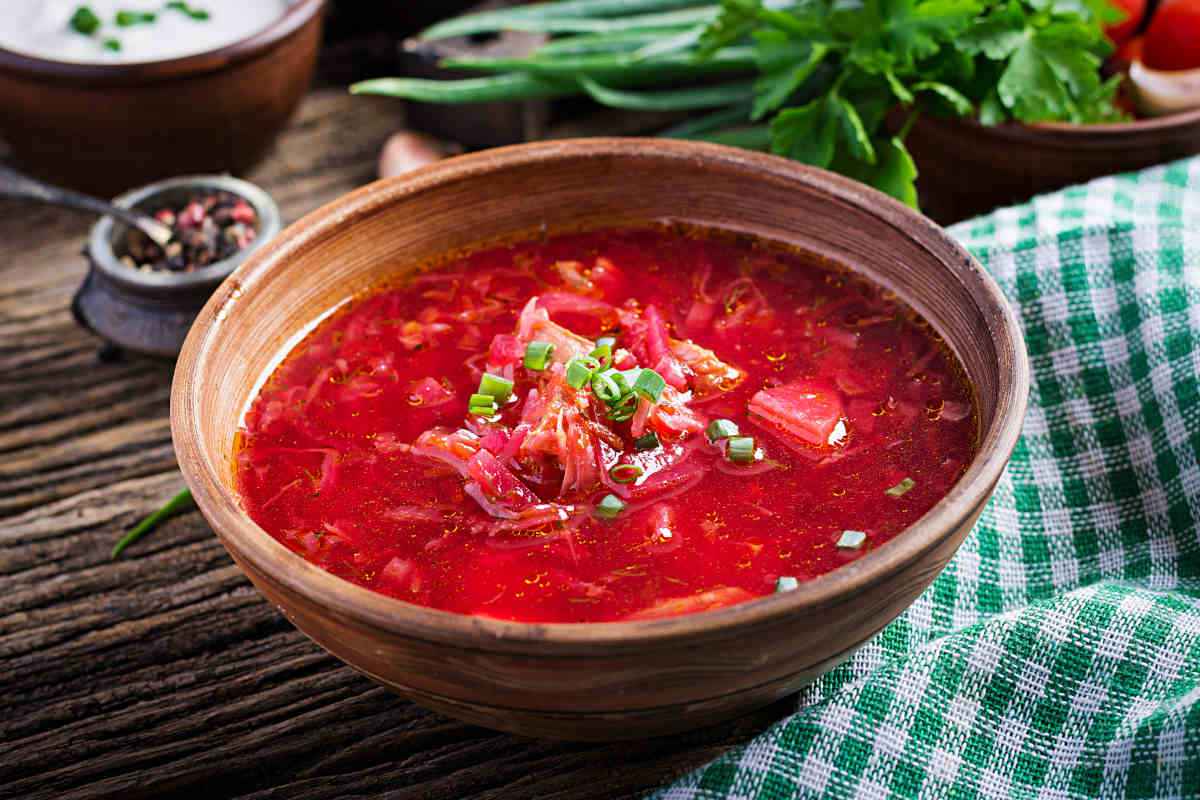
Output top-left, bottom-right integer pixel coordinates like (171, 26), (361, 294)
(74, 175), (281, 358)
(907, 109), (1200, 223)
(0, 0), (325, 196)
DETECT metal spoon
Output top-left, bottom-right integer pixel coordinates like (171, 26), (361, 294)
(0, 163), (174, 247)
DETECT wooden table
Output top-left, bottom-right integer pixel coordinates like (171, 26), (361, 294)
(0, 88), (789, 800)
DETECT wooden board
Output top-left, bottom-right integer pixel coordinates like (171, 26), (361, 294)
(0, 88), (788, 800)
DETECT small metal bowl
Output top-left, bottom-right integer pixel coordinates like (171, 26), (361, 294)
(72, 175), (281, 358)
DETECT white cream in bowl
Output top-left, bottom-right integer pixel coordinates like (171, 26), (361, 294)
(0, 0), (291, 64)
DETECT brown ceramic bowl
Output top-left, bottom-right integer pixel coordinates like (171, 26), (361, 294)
(907, 109), (1200, 223)
(172, 139), (1030, 741)
(0, 0), (326, 196)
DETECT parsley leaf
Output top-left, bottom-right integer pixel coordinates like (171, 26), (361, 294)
(771, 97), (839, 168)
(752, 31), (829, 119)
(832, 92), (877, 164)
(698, 0), (764, 57)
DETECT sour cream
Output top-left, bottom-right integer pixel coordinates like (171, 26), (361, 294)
(0, 0), (291, 64)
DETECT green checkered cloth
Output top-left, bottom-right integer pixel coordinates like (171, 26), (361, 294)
(651, 158), (1200, 800)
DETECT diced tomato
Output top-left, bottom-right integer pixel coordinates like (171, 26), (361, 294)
(486, 333), (524, 374)
(1106, 0), (1147, 46)
(1143, 0), (1200, 71)
(467, 449), (540, 509)
(749, 380), (845, 447)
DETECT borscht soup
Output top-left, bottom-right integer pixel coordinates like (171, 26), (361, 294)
(237, 227), (978, 623)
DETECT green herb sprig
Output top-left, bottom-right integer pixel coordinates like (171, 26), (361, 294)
(354, 0), (1127, 208)
(112, 488), (195, 558)
(69, 2), (211, 53)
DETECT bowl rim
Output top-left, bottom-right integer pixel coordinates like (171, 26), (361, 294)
(172, 138), (1030, 653)
(0, 0), (324, 83)
(89, 174), (282, 292)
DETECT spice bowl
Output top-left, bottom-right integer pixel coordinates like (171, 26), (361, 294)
(73, 174), (281, 358)
(172, 139), (1029, 740)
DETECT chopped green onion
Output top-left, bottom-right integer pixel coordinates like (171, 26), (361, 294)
(617, 367), (643, 392)
(469, 402), (498, 417)
(591, 371), (622, 404)
(566, 357), (593, 389)
(609, 463), (644, 484)
(115, 10), (157, 26)
(70, 6), (101, 35)
(706, 419), (739, 441)
(477, 372), (513, 403)
(726, 436), (756, 464)
(166, 1), (211, 21)
(596, 335), (617, 349)
(775, 576), (799, 593)
(589, 343), (613, 368)
(468, 393), (499, 417)
(837, 530), (868, 549)
(103, 37), (122, 51)
(112, 488), (195, 558)
(352, 74), (579, 105)
(608, 392), (640, 422)
(634, 432), (660, 451)
(523, 341), (554, 371)
(885, 477), (915, 498)
(633, 368), (666, 402)
(594, 493), (626, 519)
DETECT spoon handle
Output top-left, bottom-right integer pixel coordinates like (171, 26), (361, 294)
(0, 163), (174, 246)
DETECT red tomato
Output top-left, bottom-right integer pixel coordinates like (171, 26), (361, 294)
(1143, 0), (1200, 71)
(1106, 0), (1147, 45)
(1114, 35), (1145, 67)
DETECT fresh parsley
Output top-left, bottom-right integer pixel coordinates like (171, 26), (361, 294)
(712, 0), (1124, 205)
(354, 0), (1129, 209)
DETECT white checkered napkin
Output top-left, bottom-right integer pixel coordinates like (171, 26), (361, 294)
(649, 157), (1200, 800)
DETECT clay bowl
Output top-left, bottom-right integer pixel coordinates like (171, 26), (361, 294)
(907, 109), (1200, 223)
(0, 0), (325, 196)
(172, 139), (1029, 741)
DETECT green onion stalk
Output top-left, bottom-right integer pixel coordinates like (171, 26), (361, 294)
(352, 0), (1127, 208)
(112, 488), (195, 558)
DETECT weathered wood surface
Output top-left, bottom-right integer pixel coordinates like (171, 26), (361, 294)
(0, 89), (787, 800)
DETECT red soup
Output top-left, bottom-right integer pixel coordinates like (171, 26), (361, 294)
(237, 227), (978, 623)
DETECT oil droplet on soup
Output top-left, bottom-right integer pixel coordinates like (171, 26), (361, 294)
(237, 227), (978, 623)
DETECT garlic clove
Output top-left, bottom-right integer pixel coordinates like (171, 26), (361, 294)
(1129, 60), (1200, 117)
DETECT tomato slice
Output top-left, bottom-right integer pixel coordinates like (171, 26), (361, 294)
(1106, 0), (1147, 46)
(1143, 0), (1200, 71)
